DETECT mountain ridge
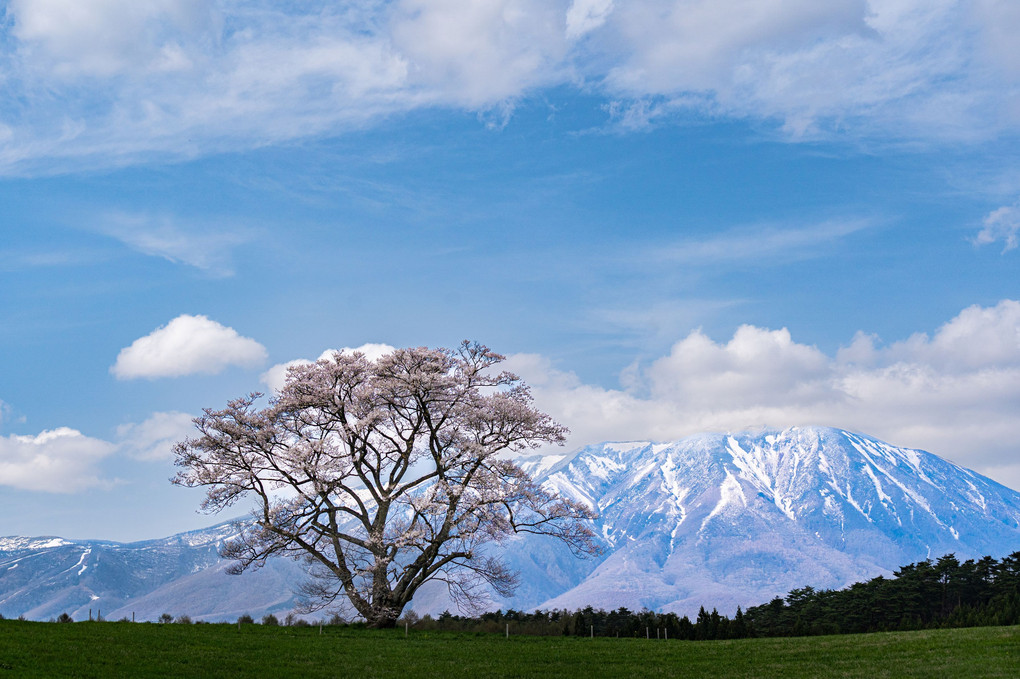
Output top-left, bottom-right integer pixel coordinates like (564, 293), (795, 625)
(3, 426), (1019, 620)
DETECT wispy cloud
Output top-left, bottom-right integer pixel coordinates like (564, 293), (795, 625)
(0, 1), (1018, 174)
(0, 248), (110, 271)
(99, 211), (249, 276)
(652, 218), (876, 266)
(115, 411), (196, 461)
(974, 201), (1020, 253)
(566, 0), (615, 39)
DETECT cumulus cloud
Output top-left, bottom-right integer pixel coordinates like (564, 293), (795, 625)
(0, 427), (117, 493)
(975, 202), (1020, 253)
(111, 314), (267, 379)
(645, 326), (833, 409)
(0, 410), (203, 492)
(1, 1), (1019, 172)
(260, 359), (319, 397)
(875, 300), (1020, 370)
(115, 411), (196, 461)
(508, 300), (1020, 490)
(260, 343), (396, 394)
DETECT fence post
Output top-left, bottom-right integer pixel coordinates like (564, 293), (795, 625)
(506, 623), (509, 639)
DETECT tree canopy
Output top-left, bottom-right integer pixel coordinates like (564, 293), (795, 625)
(173, 342), (597, 627)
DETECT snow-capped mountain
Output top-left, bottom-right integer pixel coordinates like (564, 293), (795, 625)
(3, 426), (1019, 620)
(0, 522), (304, 621)
(514, 426), (1020, 615)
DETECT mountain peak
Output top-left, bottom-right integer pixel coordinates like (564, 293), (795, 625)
(524, 426), (1020, 615)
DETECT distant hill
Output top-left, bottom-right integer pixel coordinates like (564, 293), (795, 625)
(0, 522), (304, 621)
(4, 426), (1019, 621)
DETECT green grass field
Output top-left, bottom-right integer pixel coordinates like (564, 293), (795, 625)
(0, 620), (1016, 678)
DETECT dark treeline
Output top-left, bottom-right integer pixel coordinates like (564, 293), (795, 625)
(411, 550), (1020, 639)
(745, 551), (1020, 636)
(406, 605), (746, 640)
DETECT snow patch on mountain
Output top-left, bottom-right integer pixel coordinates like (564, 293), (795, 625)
(0, 537), (74, 551)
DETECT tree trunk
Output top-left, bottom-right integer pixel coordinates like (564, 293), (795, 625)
(367, 614), (399, 629)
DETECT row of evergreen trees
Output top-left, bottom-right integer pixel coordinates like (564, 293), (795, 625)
(744, 551), (1020, 636)
(416, 550), (1020, 639)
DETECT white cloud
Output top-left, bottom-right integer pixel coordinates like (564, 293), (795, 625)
(100, 211), (249, 276)
(975, 202), (1020, 253)
(604, 0), (868, 94)
(508, 299), (1020, 490)
(389, 0), (570, 107)
(0, 410), (203, 492)
(115, 411), (196, 461)
(260, 359), (316, 397)
(566, 0), (614, 39)
(645, 325), (833, 409)
(9, 0), (214, 78)
(111, 314), (267, 379)
(260, 342), (396, 393)
(343, 342), (398, 363)
(877, 300), (1020, 370)
(0, 427), (116, 493)
(2, 1), (1019, 173)
(973, 0), (1020, 78)
(595, 0), (1018, 140)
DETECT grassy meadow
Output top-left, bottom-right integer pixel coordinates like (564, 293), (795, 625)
(0, 619), (1016, 678)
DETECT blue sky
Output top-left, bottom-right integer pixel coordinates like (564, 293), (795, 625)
(2, 0), (1019, 541)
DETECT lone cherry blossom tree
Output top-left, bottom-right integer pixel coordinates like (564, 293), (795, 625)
(173, 342), (597, 628)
